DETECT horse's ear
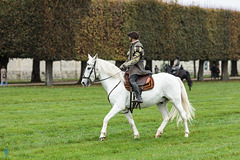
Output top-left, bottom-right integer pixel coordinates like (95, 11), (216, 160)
(88, 54), (92, 59)
(93, 54), (98, 60)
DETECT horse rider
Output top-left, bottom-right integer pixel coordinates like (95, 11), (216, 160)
(171, 56), (180, 75)
(120, 31), (151, 103)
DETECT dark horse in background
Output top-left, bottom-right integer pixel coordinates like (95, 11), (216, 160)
(165, 64), (193, 91)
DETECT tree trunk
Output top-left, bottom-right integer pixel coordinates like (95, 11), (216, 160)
(45, 60), (53, 86)
(145, 60), (152, 71)
(193, 60), (196, 78)
(197, 60), (204, 81)
(230, 60), (238, 76)
(77, 61), (87, 84)
(0, 56), (9, 68)
(0, 56), (9, 82)
(221, 60), (229, 81)
(115, 60), (125, 68)
(31, 59), (41, 82)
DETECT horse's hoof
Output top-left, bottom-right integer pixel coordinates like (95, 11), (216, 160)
(155, 134), (161, 138)
(99, 137), (105, 141)
(155, 131), (163, 138)
(134, 134), (140, 139)
(185, 132), (189, 137)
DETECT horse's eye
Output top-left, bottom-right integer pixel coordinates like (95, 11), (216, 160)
(87, 67), (91, 70)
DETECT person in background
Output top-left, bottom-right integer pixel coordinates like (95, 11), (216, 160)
(171, 56), (180, 75)
(154, 65), (159, 74)
(1, 66), (8, 86)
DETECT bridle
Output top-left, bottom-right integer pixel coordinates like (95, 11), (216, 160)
(82, 59), (125, 112)
(82, 60), (121, 84)
(82, 61), (97, 84)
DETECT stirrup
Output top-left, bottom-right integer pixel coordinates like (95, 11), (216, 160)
(129, 88), (142, 113)
(132, 98), (143, 103)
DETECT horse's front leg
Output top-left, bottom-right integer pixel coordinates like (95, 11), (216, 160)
(100, 105), (123, 141)
(124, 111), (140, 139)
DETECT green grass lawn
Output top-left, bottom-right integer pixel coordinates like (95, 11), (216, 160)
(0, 81), (240, 159)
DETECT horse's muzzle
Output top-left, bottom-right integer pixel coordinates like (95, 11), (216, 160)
(81, 78), (90, 88)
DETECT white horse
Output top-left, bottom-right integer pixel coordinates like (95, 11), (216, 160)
(81, 54), (195, 141)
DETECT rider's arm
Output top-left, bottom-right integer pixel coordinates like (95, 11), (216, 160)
(124, 46), (143, 67)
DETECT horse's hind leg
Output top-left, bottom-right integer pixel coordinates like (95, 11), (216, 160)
(155, 101), (170, 138)
(124, 111), (140, 138)
(172, 100), (190, 137)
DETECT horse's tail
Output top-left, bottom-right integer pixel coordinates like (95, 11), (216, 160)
(170, 78), (195, 126)
(186, 71), (193, 90)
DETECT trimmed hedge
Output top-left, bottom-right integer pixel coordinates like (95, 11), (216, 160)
(122, 0), (240, 61)
(76, 0), (126, 61)
(1, 0), (239, 61)
(76, 0), (240, 61)
(0, 0), (90, 60)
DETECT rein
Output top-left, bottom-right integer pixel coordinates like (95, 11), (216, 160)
(95, 71), (122, 83)
(82, 60), (122, 83)
(107, 80), (128, 114)
(82, 60), (129, 114)
(107, 80), (121, 102)
(82, 60), (125, 111)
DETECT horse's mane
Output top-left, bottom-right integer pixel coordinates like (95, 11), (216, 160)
(96, 59), (125, 81)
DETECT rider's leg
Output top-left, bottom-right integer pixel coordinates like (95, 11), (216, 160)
(172, 69), (176, 75)
(172, 66), (179, 75)
(170, 66), (175, 74)
(129, 74), (143, 103)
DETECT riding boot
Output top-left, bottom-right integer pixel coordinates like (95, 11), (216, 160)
(131, 82), (143, 103)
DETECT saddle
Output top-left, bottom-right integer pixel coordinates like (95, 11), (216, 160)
(172, 69), (180, 76)
(124, 71), (154, 91)
(124, 71), (154, 113)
